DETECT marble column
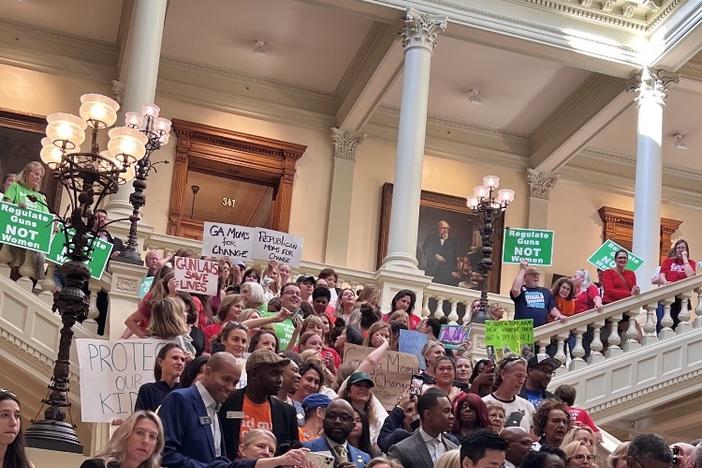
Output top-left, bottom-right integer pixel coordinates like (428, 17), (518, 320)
(324, 128), (365, 266)
(629, 68), (677, 291)
(526, 168), (558, 229)
(381, 8), (447, 272)
(106, 0), (168, 217)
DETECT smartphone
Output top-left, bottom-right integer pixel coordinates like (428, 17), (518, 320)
(410, 374), (424, 399)
(486, 345), (496, 364)
(306, 452), (334, 468)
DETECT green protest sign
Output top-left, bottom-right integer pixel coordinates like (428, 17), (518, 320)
(47, 228), (113, 280)
(485, 319), (534, 359)
(502, 228), (554, 266)
(0, 201), (54, 254)
(587, 239), (643, 272)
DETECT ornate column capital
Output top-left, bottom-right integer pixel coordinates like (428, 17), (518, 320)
(400, 8), (447, 51)
(627, 67), (678, 106)
(527, 168), (558, 200)
(331, 127), (365, 161)
(111, 80), (126, 105)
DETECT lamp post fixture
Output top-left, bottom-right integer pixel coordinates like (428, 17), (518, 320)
(26, 93), (144, 453)
(112, 104), (171, 265)
(467, 175), (515, 324)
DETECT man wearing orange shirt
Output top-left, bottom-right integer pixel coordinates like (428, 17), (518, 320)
(220, 350), (300, 457)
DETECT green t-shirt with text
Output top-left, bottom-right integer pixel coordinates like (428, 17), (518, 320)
(4, 182), (48, 213)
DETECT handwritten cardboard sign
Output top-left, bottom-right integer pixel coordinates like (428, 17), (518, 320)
(398, 330), (428, 368)
(252, 228), (303, 267)
(173, 256), (219, 296)
(343, 343), (421, 410)
(438, 324), (469, 350)
(76, 338), (170, 422)
(202, 222), (254, 261)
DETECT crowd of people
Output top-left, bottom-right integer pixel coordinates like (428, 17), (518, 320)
(1, 160), (700, 468)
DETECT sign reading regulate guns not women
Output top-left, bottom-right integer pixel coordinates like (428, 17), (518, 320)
(0, 201), (54, 253)
(502, 228), (554, 266)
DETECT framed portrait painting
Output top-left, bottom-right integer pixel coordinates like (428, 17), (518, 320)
(377, 183), (503, 294)
(0, 108), (62, 212)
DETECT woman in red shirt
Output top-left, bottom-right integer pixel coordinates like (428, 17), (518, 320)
(658, 239), (696, 329)
(602, 249), (640, 304)
(571, 269), (603, 360)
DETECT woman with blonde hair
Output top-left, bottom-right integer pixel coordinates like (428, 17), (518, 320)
(434, 449), (460, 468)
(147, 297), (195, 356)
(420, 340), (446, 379)
(560, 425), (596, 450)
(80, 411), (164, 468)
(237, 429), (311, 468)
(123, 266), (176, 338)
(608, 441), (628, 468)
(261, 262), (282, 301)
(1, 161), (48, 280)
(366, 457), (403, 468)
(563, 440), (596, 468)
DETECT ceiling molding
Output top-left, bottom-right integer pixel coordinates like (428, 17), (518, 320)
(530, 73), (632, 172)
(648, 0), (702, 70)
(580, 147), (702, 181)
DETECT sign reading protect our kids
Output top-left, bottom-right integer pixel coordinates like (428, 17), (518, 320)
(502, 228), (554, 266)
(0, 201), (54, 253)
(587, 239), (644, 272)
(46, 228), (113, 280)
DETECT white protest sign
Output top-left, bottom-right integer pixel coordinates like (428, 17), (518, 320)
(252, 228), (303, 267)
(76, 338), (170, 422)
(173, 256), (219, 296)
(202, 222), (254, 261)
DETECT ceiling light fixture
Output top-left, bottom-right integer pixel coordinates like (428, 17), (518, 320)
(673, 133), (687, 150)
(253, 40), (267, 56)
(468, 89), (482, 106)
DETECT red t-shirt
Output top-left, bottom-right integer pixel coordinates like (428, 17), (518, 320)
(661, 258), (696, 283)
(602, 269), (637, 304)
(567, 406), (599, 433)
(574, 284), (601, 314)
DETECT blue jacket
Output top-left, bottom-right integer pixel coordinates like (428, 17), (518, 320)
(160, 385), (226, 468)
(303, 437), (370, 468)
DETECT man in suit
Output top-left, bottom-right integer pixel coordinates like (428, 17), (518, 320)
(387, 388), (458, 468)
(304, 399), (370, 468)
(421, 220), (461, 285)
(220, 349), (299, 457)
(460, 429), (508, 468)
(160, 352), (241, 468)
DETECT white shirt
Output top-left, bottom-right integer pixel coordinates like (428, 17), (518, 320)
(419, 427), (447, 464)
(195, 381), (222, 457)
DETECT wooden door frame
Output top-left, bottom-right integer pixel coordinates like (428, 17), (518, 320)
(168, 119), (306, 239)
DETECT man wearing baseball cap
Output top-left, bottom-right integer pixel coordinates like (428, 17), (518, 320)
(510, 261), (566, 329)
(219, 350), (299, 457)
(300, 393), (332, 441)
(518, 355), (560, 407)
(296, 275), (315, 303)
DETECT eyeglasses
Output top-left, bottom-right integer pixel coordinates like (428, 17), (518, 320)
(570, 454), (596, 462)
(133, 428), (159, 443)
(325, 412), (354, 423)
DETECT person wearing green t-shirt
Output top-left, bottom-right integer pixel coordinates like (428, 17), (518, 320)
(0, 161), (49, 281)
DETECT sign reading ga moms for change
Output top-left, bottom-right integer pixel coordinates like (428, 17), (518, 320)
(46, 228), (113, 280)
(587, 239), (644, 272)
(0, 201), (54, 253)
(201, 223), (304, 267)
(502, 228), (554, 266)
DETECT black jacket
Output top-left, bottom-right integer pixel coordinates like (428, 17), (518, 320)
(219, 388), (299, 458)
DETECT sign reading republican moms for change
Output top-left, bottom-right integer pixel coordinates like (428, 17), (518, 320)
(502, 228), (554, 266)
(201, 222), (254, 261)
(173, 256), (219, 296)
(252, 228), (303, 267)
(46, 228), (113, 280)
(0, 201), (54, 253)
(76, 338), (170, 422)
(587, 239), (644, 272)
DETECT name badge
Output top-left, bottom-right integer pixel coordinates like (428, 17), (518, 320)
(199, 416), (212, 426)
(227, 411), (245, 419)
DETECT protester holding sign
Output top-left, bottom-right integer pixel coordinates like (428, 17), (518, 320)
(123, 266), (177, 339)
(602, 249), (640, 304)
(510, 261), (566, 328)
(659, 239), (696, 329)
(0, 161), (50, 281)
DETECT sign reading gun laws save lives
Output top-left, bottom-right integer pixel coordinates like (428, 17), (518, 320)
(202, 222), (304, 267)
(173, 256), (219, 296)
(76, 339), (170, 422)
(502, 228), (554, 266)
(0, 201), (54, 253)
